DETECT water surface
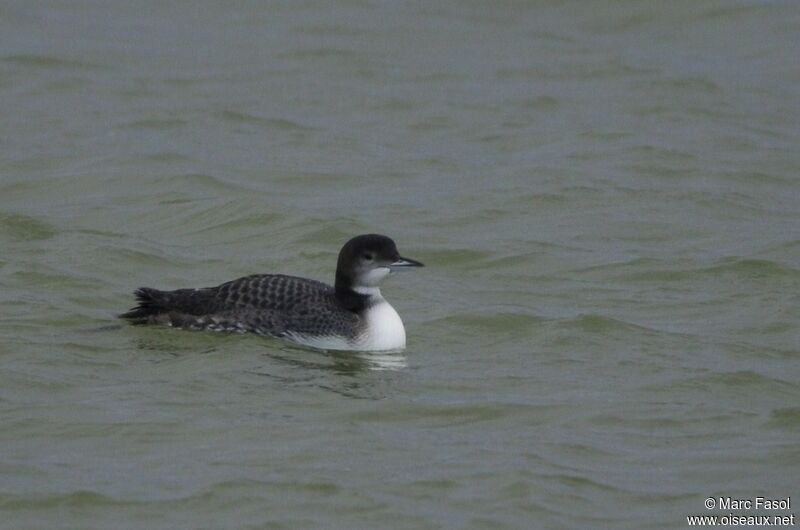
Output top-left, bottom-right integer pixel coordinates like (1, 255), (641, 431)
(1, 1), (799, 528)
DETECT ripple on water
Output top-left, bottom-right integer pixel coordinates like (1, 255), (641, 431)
(348, 401), (553, 428)
(216, 110), (313, 133)
(768, 408), (800, 431)
(421, 248), (492, 269)
(142, 152), (192, 164)
(181, 212), (284, 239)
(642, 371), (800, 403)
(117, 118), (189, 130)
(148, 173), (247, 195)
(0, 490), (119, 511)
(2, 54), (105, 70)
(427, 311), (544, 347)
(0, 213), (57, 242)
(555, 313), (642, 333)
(570, 256), (800, 284)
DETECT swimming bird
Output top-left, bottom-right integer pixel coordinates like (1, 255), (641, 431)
(119, 234), (424, 351)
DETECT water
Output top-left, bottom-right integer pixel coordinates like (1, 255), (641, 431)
(2, 1), (799, 528)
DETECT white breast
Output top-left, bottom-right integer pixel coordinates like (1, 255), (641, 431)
(358, 299), (406, 351)
(284, 288), (408, 352)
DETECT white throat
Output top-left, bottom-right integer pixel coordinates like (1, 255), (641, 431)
(353, 285), (383, 297)
(351, 287), (407, 351)
(359, 266), (391, 287)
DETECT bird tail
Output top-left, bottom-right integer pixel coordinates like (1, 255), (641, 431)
(118, 287), (169, 323)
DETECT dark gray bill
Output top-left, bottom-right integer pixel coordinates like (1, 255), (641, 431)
(390, 256), (424, 269)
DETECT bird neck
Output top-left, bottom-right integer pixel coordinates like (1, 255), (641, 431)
(335, 272), (370, 312)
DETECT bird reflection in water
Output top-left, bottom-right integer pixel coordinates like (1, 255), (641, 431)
(271, 344), (408, 374)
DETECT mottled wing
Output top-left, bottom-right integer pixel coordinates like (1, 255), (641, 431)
(121, 274), (358, 338)
(212, 274), (331, 311)
(213, 274), (360, 339)
(281, 294), (361, 339)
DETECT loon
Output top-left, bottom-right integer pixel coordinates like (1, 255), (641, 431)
(119, 234), (424, 351)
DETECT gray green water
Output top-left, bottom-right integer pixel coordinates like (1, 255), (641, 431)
(2, 1), (799, 529)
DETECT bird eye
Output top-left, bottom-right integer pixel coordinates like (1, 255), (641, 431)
(363, 252), (374, 261)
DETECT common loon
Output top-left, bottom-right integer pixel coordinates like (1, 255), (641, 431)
(120, 234), (424, 351)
